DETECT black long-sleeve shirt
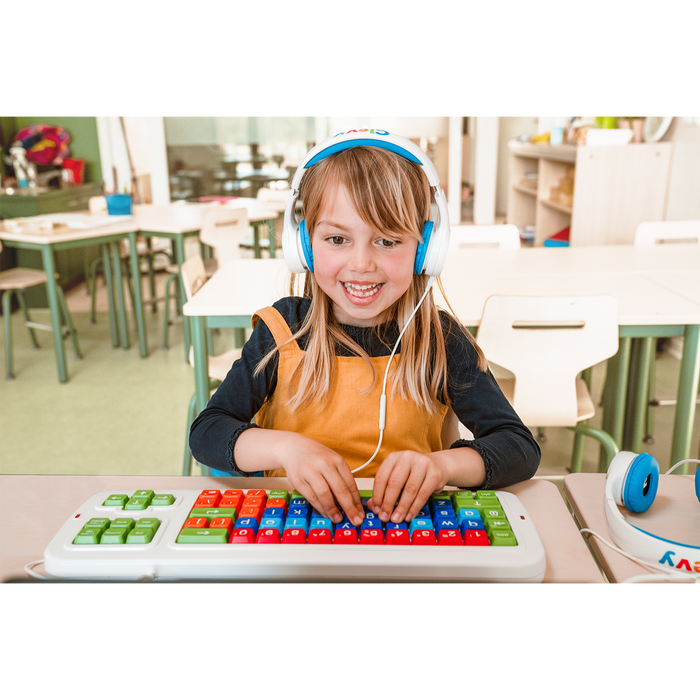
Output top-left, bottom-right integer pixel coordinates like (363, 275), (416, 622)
(189, 297), (541, 489)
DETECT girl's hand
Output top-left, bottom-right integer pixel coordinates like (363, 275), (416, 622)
(368, 451), (450, 524)
(279, 433), (364, 527)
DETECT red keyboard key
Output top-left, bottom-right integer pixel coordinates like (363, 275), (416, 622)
(360, 529), (384, 545)
(220, 495), (244, 510)
(223, 489), (244, 498)
(200, 489), (221, 497)
(308, 529), (332, 544)
(256, 528), (281, 544)
(242, 496), (265, 508)
(333, 529), (358, 545)
(195, 497), (219, 508)
(438, 529), (463, 546)
(184, 517), (208, 528)
(463, 529), (490, 546)
(411, 530), (437, 546)
(229, 528), (256, 544)
(265, 498), (288, 510)
(239, 506), (263, 520)
(209, 517), (233, 533)
(385, 529), (410, 545)
(245, 489), (267, 499)
(282, 529), (307, 544)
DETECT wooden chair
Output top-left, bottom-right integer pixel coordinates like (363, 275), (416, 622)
(449, 224), (521, 250)
(475, 294), (620, 472)
(633, 220), (700, 447)
(0, 241), (81, 380)
(180, 254), (243, 476)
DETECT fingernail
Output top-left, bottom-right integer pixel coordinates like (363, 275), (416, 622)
(380, 511), (389, 522)
(405, 513), (413, 522)
(391, 512), (401, 523)
(353, 516), (363, 527)
(333, 513), (342, 523)
(373, 506), (380, 515)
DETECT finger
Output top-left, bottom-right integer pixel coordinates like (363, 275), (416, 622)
(303, 478), (342, 523)
(376, 461), (411, 523)
(393, 469), (434, 524)
(334, 464), (364, 522)
(324, 469), (363, 526)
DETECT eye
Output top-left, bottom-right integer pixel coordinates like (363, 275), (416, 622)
(377, 238), (398, 248)
(327, 235), (346, 245)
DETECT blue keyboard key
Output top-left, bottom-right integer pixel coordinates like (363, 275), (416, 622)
(263, 508), (286, 519)
(457, 509), (481, 525)
(363, 511), (380, 523)
(433, 508), (456, 520)
(259, 517), (284, 534)
(409, 518), (434, 535)
(290, 498), (309, 507)
(336, 522), (357, 531)
(235, 517), (259, 534)
(416, 506), (431, 518)
(361, 519), (384, 531)
(310, 516), (334, 532)
(385, 522), (408, 531)
(460, 518), (485, 534)
(435, 517), (459, 532)
(288, 506), (310, 520)
(285, 517), (309, 533)
(432, 499), (452, 510)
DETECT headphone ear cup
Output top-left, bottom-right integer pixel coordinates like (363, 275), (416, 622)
(623, 453), (659, 513)
(695, 468), (700, 503)
(414, 221), (434, 274)
(299, 220), (314, 273)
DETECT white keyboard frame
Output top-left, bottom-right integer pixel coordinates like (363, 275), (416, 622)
(44, 489), (546, 582)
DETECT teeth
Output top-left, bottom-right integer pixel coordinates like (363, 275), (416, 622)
(343, 282), (382, 297)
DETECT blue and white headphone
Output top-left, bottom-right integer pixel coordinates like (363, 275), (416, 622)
(605, 451), (700, 573)
(281, 129), (451, 277)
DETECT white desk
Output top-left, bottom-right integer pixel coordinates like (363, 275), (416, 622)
(184, 247), (700, 470)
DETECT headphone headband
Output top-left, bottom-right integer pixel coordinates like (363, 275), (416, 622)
(283, 129), (450, 276)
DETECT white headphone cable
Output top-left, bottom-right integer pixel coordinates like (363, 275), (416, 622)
(351, 276), (436, 475)
(665, 458), (700, 474)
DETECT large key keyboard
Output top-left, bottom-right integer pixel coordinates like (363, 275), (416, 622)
(43, 486), (546, 582)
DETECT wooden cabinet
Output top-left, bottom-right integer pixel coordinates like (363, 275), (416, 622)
(507, 142), (673, 246)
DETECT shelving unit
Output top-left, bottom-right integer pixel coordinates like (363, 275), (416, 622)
(507, 141), (673, 246)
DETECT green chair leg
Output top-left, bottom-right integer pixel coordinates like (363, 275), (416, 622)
(3, 290), (15, 379)
(162, 272), (180, 350)
(567, 423), (619, 473)
(16, 289), (40, 348)
(183, 392), (197, 476)
(89, 255), (104, 324)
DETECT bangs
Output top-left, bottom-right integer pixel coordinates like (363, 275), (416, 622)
(300, 146), (432, 243)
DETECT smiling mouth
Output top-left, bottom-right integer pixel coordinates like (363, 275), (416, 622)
(342, 282), (384, 298)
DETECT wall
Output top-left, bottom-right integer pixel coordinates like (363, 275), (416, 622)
(664, 117), (700, 221)
(2, 117), (103, 184)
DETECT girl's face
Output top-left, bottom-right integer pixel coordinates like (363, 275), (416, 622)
(312, 183), (418, 327)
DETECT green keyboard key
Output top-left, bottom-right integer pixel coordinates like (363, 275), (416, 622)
(100, 528), (129, 544)
(176, 528), (229, 544)
(126, 528), (156, 544)
(268, 490), (289, 500)
(111, 518), (136, 531)
(485, 518), (511, 534)
(490, 530), (517, 546)
(103, 494), (129, 507)
(358, 490), (374, 499)
(482, 507), (506, 520)
(73, 528), (103, 545)
(189, 507), (237, 519)
(135, 518), (160, 532)
(85, 518), (111, 532)
(151, 494), (175, 506)
(124, 497), (150, 511)
(476, 491), (500, 504)
(430, 491), (451, 501)
(132, 490), (155, 502)
(291, 490), (304, 499)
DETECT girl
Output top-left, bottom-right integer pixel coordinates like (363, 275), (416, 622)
(189, 131), (540, 528)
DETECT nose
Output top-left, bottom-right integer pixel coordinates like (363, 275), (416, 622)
(348, 241), (376, 273)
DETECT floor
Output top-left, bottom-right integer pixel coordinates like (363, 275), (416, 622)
(1, 267), (698, 482)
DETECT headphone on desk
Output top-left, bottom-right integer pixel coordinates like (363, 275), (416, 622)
(604, 451), (700, 574)
(281, 129), (451, 276)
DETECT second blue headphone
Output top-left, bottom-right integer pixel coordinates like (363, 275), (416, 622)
(281, 129), (450, 277)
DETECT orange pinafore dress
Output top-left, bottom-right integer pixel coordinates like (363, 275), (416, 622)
(253, 306), (448, 477)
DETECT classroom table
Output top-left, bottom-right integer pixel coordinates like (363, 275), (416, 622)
(0, 475), (604, 583)
(563, 473), (699, 582)
(0, 214), (148, 381)
(184, 247), (700, 471)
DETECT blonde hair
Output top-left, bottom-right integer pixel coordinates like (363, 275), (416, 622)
(256, 146), (487, 413)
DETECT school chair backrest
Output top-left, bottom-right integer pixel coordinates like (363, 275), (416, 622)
(634, 220), (700, 246)
(256, 187), (290, 212)
(476, 295), (619, 426)
(448, 224), (521, 250)
(199, 207), (251, 266)
(180, 254), (208, 302)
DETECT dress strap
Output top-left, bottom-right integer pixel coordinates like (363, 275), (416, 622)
(252, 306), (302, 354)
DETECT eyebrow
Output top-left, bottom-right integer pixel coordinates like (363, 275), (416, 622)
(315, 220), (351, 232)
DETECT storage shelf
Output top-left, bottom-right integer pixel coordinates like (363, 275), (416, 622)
(539, 198), (572, 215)
(513, 184), (537, 197)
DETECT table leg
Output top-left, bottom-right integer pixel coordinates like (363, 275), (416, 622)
(173, 236), (190, 362)
(252, 222), (261, 258)
(101, 244), (119, 347)
(191, 316), (210, 416)
(267, 218), (276, 258)
(599, 336), (631, 471)
(110, 242), (130, 349)
(128, 231), (149, 358)
(40, 246), (68, 382)
(670, 324), (700, 471)
(629, 337), (654, 454)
